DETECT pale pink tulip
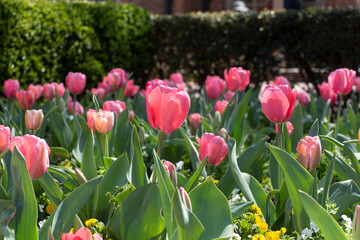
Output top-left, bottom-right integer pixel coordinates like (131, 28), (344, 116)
(25, 109), (43, 130)
(124, 80), (140, 97)
(95, 110), (114, 134)
(296, 136), (321, 170)
(188, 113), (201, 131)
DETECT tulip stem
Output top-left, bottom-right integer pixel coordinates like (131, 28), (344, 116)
(277, 123), (284, 185)
(104, 134), (109, 158)
(334, 94), (343, 139)
(157, 131), (165, 158)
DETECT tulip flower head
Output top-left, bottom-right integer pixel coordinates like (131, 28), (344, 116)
(107, 68), (127, 89)
(328, 68), (356, 95)
(224, 90), (235, 102)
(10, 135), (50, 179)
(43, 83), (65, 101)
(124, 80), (140, 97)
(188, 113), (201, 131)
(296, 136), (322, 170)
(68, 97), (84, 115)
(261, 85), (297, 123)
(94, 110), (114, 134)
(25, 109), (44, 130)
(16, 90), (35, 110)
(0, 125), (10, 153)
(66, 72), (86, 94)
(103, 100), (126, 117)
(4, 79), (20, 98)
(224, 67), (250, 92)
(169, 73), (185, 90)
(205, 75), (226, 100)
(146, 84), (190, 134)
(196, 133), (228, 165)
(98, 78), (114, 94)
(91, 88), (105, 100)
(61, 227), (103, 240)
(318, 82), (338, 104)
(163, 161), (177, 188)
(28, 84), (43, 100)
(297, 91), (310, 107)
(214, 100), (228, 116)
(273, 76), (291, 87)
(353, 205), (360, 240)
(354, 77), (360, 93)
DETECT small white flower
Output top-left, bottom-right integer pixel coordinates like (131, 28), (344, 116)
(38, 219), (46, 228)
(176, 161), (184, 170)
(318, 187), (324, 194)
(300, 227), (313, 239)
(229, 194), (241, 203)
(310, 221), (319, 233)
(231, 233), (241, 240)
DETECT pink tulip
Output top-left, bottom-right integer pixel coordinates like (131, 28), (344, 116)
(27, 84), (43, 100)
(66, 72), (86, 94)
(163, 161), (177, 187)
(146, 79), (166, 94)
(140, 89), (146, 98)
(0, 125), (10, 153)
(124, 80), (140, 97)
(275, 121), (294, 136)
(68, 97), (84, 115)
(103, 100), (126, 117)
(61, 227), (103, 240)
(273, 76), (291, 87)
(224, 90), (235, 101)
(86, 109), (97, 131)
(188, 113), (201, 131)
(10, 135), (50, 179)
(95, 110), (114, 134)
(296, 136), (321, 170)
(261, 85), (297, 123)
(25, 109), (43, 130)
(354, 77), (360, 93)
(196, 133), (228, 165)
(107, 68), (127, 89)
(224, 67), (250, 92)
(205, 76), (226, 100)
(4, 79), (20, 98)
(128, 110), (135, 122)
(297, 91), (310, 106)
(98, 78), (114, 94)
(43, 83), (65, 101)
(166, 73), (185, 90)
(214, 100), (228, 116)
(91, 88), (105, 100)
(328, 68), (356, 95)
(179, 187), (192, 211)
(318, 82), (338, 104)
(146, 84), (190, 134)
(16, 90), (35, 110)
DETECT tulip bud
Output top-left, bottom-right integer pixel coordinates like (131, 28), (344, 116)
(224, 90), (235, 102)
(66, 72), (86, 94)
(196, 133), (228, 165)
(296, 136), (322, 170)
(107, 68), (127, 89)
(188, 113), (201, 131)
(219, 128), (227, 138)
(74, 167), (87, 185)
(179, 187), (192, 211)
(25, 109), (44, 130)
(139, 126), (145, 145)
(95, 110), (114, 134)
(213, 111), (221, 130)
(163, 161), (177, 188)
(16, 90), (36, 110)
(353, 205), (360, 240)
(0, 125), (10, 154)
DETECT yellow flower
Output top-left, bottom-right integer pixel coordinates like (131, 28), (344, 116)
(85, 218), (98, 228)
(280, 227), (286, 234)
(250, 205), (262, 214)
(250, 205), (257, 211)
(214, 180), (219, 184)
(265, 231), (280, 240)
(69, 228), (74, 233)
(255, 214), (268, 232)
(252, 234), (265, 240)
(46, 203), (56, 215)
(64, 162), (71, 168)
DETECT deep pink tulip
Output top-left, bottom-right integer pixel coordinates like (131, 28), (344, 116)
(91, 88), (106, 100)
(4, 79), (20, 98)
(10, 135), (50, 179)
(103, 100), (126, 117)
(95, 110), (114, 134)
(25, 109), (43, 130)
(261, 85), (297, 123)
(205, 76), (226, 100)
(196, 133), (228, 165)
(16, 90), (35, 110)
(124, 80), (140, 97)
(188, 113), (201, 131)
(273, 76), (291, 87)
(66, 72), (86, 94)
(214, 100), (228, 116)
(146, 84), (190, 134)
(62, 227), (103, 240)
(297, 91), (310, 106)
(318, 82), (338, 104)
(224, 67), (250, 92)
(68, 97), (84, 115)
(0, 125), (10, 153)
(107, 68), (127, 89)
(28, 84), (43, 100)
(43, 83), (65, 101)
(163, 161), (177, 187)
(275, 121), (294, 136)
(328, 68), (356, 95)
(224, 90), (235, 101)
(296, 136), (321, 170)
(354, 77), (360, 93)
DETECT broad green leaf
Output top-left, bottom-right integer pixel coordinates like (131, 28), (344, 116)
(179, 127), (201, 172)
(49, 147), (70, 159)
(346, 101), (357, 136)
(72, 116), (90, 164)
(268, 144), (313, 230)
(37, 172), (63, 206)
(51, 176), (103, 240)
(321, 152), (335, 207)
(298, 191), (348, 240)
(109, 183), (165, 240)
(320, 135), (344, 149)
(230, 202), (253, 220)
(114, 110), (131, 156)
(328, 180), (360, 217)
(183, 156), (207, 192)
(48, 112), (73, 150)
(128, 126), (149, 188)
(308, 119), (319, 137)
(38, 105), (60, 138)
(96, 153), (129, 222)
(0, 200), (15, 237)
(81, 131), (97, 180)
(319, 99), (331, 123)
(189, 180), (233, 240)
(343, 144), (360, 177)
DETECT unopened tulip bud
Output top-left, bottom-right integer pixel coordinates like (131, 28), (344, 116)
(25, 109), (44, 130)
(163, 161), (177, 188)
(74, 167), (87, 185)
(188, 113), (201, 131)
(179, 187), (192, 211)
(296, 136), (322, 170)
(213, 111), (221, 129)
(353, 205), (360, 240)
(139, 126), (145, 145)
(219, 128), (227, 138)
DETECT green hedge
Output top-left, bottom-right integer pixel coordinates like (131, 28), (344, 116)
(0, 0), (154, 87)
(153, 8), (360, 86)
